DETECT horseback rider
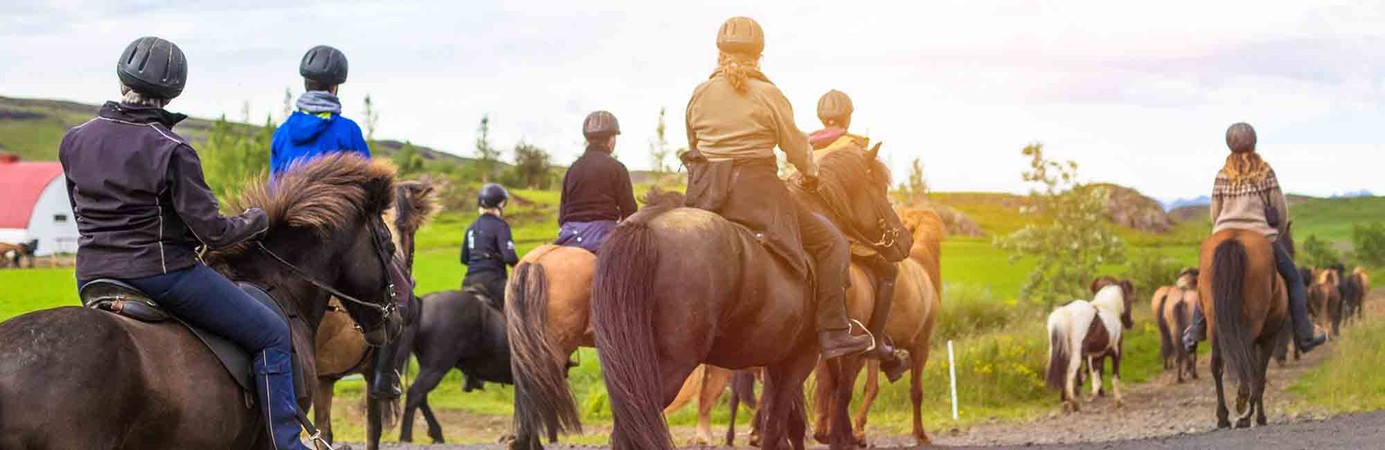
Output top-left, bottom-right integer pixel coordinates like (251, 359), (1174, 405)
(1183, 122), (1327, 353)
(555, 111), (638, 253)
(270, 45), (370, 179)
(462, 183), (521, 302)
(810, 89), (910, 381)
(61, 37), (316, 450)
(682, 17), (874, 359)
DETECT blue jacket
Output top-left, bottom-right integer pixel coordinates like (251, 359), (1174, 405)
(270, 111), (370, 178)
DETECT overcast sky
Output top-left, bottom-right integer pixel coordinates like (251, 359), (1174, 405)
(4, 1), (1384, 200)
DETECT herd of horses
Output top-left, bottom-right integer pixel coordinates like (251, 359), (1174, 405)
(0, 149), (1374, 450)
(0, 240), (37, 269)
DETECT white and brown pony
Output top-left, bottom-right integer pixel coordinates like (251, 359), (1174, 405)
(1045, 277), (1135, 412)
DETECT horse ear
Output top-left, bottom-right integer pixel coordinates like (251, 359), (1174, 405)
(867, 142), (882, 161)
(1122, 280), (1135, 300)
(1089, 278), (1102, 295)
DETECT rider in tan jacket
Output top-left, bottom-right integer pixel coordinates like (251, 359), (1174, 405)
(683, 17), (873, 359)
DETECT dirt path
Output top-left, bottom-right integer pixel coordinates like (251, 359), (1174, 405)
(351, 292), (1379, 449)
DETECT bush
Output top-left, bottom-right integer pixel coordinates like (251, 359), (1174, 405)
(936, 282), (1027, 340)
(1125, 250), (1183, 300)
(1353, 222), (1385, 268)
(1301, 234), (1342, 268)
(200, 115), (272, 204)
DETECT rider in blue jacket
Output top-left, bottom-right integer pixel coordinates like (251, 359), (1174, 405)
(270, 45), (370, 179)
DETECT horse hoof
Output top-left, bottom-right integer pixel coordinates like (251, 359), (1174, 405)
(1235, 418), (1251, 429)
(1115, 399), (1125, 409)
(914, 431), (933, 446)
(813, 431), (830, 445)
(1217, 420), (1231, 429)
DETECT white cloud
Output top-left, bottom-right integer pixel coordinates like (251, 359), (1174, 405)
(3, 0), (1383, 198)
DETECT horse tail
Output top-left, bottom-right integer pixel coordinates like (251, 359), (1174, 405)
(1155, 291), (1173, 364)
(1211, 238), (1255, 385)
(733, 369), (759, 411)
(592, 216), (674, 450)
(505, 261), (582, 441)
(1173, 299), (1191, 358)
(1044, 309), (1071, 390)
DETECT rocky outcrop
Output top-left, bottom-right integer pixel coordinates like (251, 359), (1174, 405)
(1086, 183), (1176, 233)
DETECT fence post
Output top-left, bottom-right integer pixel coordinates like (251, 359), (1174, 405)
(948, 340), (959, 421)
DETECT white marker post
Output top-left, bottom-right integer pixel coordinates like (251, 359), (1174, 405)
(948, 340), (959, 421)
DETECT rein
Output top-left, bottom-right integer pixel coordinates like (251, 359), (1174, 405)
(255, 242), (394, 317)
(791, 178), (903, 254)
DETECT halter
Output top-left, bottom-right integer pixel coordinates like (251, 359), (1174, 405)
(256, 214), (400, 334)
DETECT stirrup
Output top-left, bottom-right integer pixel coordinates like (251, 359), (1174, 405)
(848, 319), (877, 354)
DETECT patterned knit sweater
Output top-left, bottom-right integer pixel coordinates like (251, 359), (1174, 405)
(1211, 167), (1289, 240)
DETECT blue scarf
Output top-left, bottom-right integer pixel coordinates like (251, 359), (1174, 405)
(295, 91), (342, 115)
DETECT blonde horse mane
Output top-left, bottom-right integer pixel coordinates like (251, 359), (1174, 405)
(897, 206), (944, 296)
(1317, 268), (1339, 286)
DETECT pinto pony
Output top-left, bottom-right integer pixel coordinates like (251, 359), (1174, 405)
(812, 206), (943, 446)
(1197, 229), (1287, 428)
(1044, 277), (1134, 412)
(591, 147), (911, 450)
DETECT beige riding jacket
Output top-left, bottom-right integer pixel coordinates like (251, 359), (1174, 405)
(685, 74), (818, 177)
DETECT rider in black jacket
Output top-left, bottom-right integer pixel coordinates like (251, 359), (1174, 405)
(62, 37), (319, 450)
(462, 183), (520, 301)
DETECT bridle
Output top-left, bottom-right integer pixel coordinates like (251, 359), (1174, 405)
(256, 214), (400, 334)
(794, 165), (904, 255)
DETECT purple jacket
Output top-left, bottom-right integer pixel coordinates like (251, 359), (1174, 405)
(60, 102), (268, 281)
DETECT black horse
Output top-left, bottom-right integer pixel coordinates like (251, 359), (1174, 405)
(398, 287), (513, 443)
(0, 155), (403, 449)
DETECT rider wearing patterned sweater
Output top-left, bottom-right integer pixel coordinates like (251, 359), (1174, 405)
(1182, 122), (1326, 353)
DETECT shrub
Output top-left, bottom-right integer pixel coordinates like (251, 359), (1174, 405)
(1353, 222), (1385, 268)
(1301, 234), (1342, 269)
(1126, 250), (1183, 300)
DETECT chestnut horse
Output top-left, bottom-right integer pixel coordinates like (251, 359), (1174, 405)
(312, 180), (438, 450)
(1044, 277), (1135, 412)
(0, 155), (404, 449)
(1309, 268), (1343, 336)
(812, 206), (943, 446)
(1152, 269), (1199, 381)
(592, 148), (910, 450)
(1197, 229), (1287, 428)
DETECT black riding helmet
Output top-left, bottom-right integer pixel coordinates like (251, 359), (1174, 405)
(300, 45), (349, 85)
(583, 111), (621, 140)
(117, 37), (187, 99)
(478, 183), (509, 208)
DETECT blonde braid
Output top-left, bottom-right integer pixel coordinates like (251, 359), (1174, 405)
(716, 51), (761, 94)
(1222, 151), (1271, 185)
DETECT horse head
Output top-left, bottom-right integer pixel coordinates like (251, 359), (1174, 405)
(392, 178), (440, 270)
(808, 143), (912, 262)
(208, 154), (405, 346)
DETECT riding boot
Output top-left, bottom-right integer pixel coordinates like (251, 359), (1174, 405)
(253, 348), (312, 450)
(862, 258), (907, 382)
(1274, 241), (1326, 353)
(801, 211), (874, 359)
(368, 340), (402, 400)
(1183, 305), (1206, 352)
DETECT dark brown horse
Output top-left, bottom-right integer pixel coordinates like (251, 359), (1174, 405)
(1197, 229), (1287, 428)
(313, 180), (438, 450)
(591, 147), (911, 450)
(0, 155), (403, 449)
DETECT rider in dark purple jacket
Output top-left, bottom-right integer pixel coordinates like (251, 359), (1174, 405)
(60, 37), (319, 450)
(555, 111), (637, 253)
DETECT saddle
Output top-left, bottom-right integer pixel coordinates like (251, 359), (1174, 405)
(80, 279), (310, 402)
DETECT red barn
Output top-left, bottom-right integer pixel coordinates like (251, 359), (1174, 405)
(0, 154), (79, 255)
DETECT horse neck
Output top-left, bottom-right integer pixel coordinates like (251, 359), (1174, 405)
(1092, 287), (1125, 315)
(224, 240), (339, 332)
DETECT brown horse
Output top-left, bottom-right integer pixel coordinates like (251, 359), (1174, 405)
(812, 206), (943, 446)
(1197, 229), (1287, 429)
(1152, 269), (1199, 381)
(312, 180), (438, 450)
(591, 147), (911, 450)
(0, 154), (404, 449)
(503, 189), (686, 450)
(1309, 268), (1342, 336)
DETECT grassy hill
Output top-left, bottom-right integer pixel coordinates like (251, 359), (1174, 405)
(0, 95), (466, 164)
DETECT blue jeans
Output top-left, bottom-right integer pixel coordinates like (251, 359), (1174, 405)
(82, 264), (308, 450)
(555, 220), (617, 253)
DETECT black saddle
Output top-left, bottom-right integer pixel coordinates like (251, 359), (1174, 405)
(80, 279), (308, 400)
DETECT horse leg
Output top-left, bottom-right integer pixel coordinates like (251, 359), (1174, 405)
(1111, 351), (1124, 408)
(695, 366), (731, 446)
(1253, 341), (1272, 427)
(365, 369), (385, 450)
(853, 359), (880, 443)
(726, 378), (741, 447)
(1212, 340), (1231, 428)
(314, 378), (336, 445)
(1064, 350), (1082, 412)
(420, 396), (445, 443)
(811, 360), (834, 444)
(1088, 356), (1104, 399)
(908, 339), (931, 445)
(400, 365), (447, 443)
(829, 356), (865, 448)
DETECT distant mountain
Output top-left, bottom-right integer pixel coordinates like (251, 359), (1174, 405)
(1331, 190), (1374, 198)
(1161, 195), (1210, 211)
(0, 95), (463, 165)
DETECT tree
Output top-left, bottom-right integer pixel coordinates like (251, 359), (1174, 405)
(392, 141), (424, 178)
(997, 143), (1126, 306)
(200, 115), (274, 205)
(512, 141), (553, 189)
(475, 114), (501, 182)
(899, 157), (928, 203)
(649, 107), (672, 177)
(363, 94), (380, 142)
(1353, 222), (1385, 268)
(1301, 234), (1342, 268)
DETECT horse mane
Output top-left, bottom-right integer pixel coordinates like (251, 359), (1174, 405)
(897, 206), (944, 294)
(209, 154), (397, 262)
(640, 187), (686, 209)
(1318, 268), (1339, 286)
(394, 179), (440, 232)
